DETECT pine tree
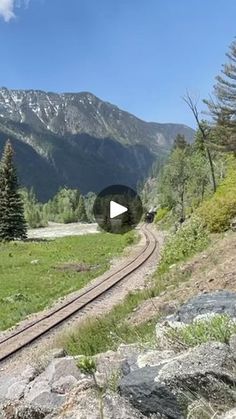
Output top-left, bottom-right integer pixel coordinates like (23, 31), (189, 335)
(204, 39), (236, 151)
(76, 195), (88, 222)
(159, 146), (190, 222)
(0, 140), (27, 241)
(173, 134), (188, 150)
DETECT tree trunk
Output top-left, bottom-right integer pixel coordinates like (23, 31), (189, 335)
(183, 93), (217, 193)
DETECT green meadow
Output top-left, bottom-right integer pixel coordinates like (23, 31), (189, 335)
(0, 232), (135, 331)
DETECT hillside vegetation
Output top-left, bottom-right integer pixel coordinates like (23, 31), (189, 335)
(198, 158), (236, 232)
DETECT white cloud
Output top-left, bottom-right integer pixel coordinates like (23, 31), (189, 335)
(0, 0), (15, 22)
(0, 0), (30, 22)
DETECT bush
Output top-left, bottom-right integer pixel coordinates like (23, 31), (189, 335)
(167, 314), (236, 347)
(158, 217), (210, 273)
(77, 356), (96, 374)
(198, 160), (236, 232)
(58, 309), (156, 357)
(25, 206), (48, 228)
(124, 231), (136, 246)
(155, 207), (169, 223)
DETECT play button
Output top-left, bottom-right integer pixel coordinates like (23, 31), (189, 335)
(110, 201), (128, 219)
(93, 185), (143, 234)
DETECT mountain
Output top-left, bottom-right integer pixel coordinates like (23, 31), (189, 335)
(0, 88), (195, 201)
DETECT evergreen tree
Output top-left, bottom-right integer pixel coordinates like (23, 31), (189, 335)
(159, 145), (190, 222)
(205, 39), (236, 151)
(0, 140), (27, 241)
(76, 195), (88, 222)
(84, 192), (96, 222)
(173, 134), (188, 150)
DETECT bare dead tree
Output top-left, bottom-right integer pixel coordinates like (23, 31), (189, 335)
(183, 92), (217, 193)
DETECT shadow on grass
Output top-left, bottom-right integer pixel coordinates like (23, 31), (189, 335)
(24, 237), (51, 243)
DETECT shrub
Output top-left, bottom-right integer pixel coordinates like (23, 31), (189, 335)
(124, 231), (136, 246)
(198, 160), (236, 232)
(25, 206), (48, 228)
(155, 207), (169, 223)
(77, 356), (96, 374)
(167, 314), (236, 347)
(158, 217), (209, 273)
(58, 313), (156, 357)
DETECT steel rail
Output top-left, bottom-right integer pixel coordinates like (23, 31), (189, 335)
(0, 224), (157, 362)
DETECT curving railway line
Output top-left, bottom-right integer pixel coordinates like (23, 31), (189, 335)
(0, 224), (157, 363)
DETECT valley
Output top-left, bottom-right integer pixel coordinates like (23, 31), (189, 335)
(0, 1), (235, 417)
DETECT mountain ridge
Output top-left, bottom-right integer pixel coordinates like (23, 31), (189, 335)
(0, 87), (195, 200)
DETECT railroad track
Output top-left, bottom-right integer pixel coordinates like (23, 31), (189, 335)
(0, 224), (157, 362)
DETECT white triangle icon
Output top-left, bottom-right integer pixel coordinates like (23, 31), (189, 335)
(110, 201), (128, 219)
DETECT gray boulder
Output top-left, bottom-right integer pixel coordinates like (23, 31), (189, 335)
(51, 375), (78, 395)
(24, 380), (64, 412)
(220, 408), (236, 418)
(229, 334), (236, 361)
(24, 357), (84, 412)
(0, 377), (23, 403)
(157, 342), (236, 405)
(0, 401), (48, 418)
(119, 365), (182, 418)
(93, 349), (126, 387)
(119, 342), (236, 418)
(42, 357), (82, 383)
(5, 380), (29, 401)
(0, 366), (37, 403)
(48, 386), (148, 419)
(137, 349), (176, 368)
(171, 291), (236, 323)
(117, 343), (150, 375)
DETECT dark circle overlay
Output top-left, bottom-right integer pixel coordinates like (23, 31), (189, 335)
(93, 185), (143, 234)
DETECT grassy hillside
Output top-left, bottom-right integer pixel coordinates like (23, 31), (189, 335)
(197, 158), (236, 232)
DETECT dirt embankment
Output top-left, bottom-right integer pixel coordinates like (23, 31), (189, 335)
(129, 231), (236, 325)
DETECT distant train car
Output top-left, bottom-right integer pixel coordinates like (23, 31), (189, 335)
(145, 210), (156, 223)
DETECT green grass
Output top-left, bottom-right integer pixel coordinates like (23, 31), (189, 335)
(56, 265), (191, 357)
(158, 217), (210, 274)
(55, 216), (212, 358)
(58, 312), (157, 357)
(0, 231), (135, 330)
(167, 314), (236, 348)
(197, 157), (236, 232)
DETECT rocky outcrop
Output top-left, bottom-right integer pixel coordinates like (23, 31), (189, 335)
(23, 357), (90, 412)
(119, 342), (236, 418)
(48, 386), (146, 419)
(2, 291), (236, 418)
(170, 290), (236, 324)
(220, 408), (236, 418)
(119, 365), (182, 418)
(1, 402), (47, 419)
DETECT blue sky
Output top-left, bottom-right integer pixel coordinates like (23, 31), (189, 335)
(0, 0), (235, 128)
